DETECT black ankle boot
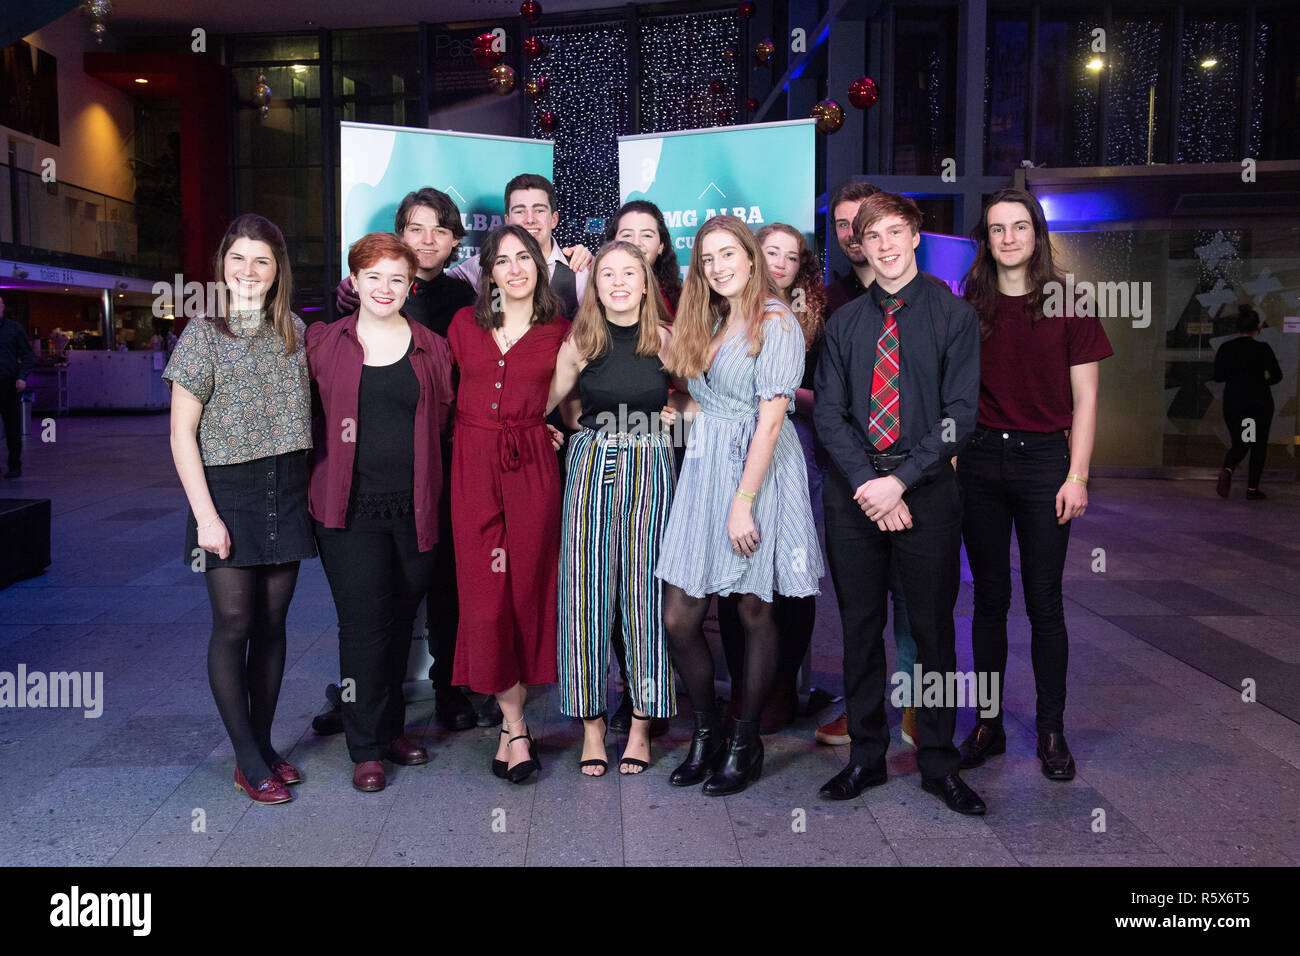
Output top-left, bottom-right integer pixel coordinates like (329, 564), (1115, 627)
(702, 718), (763, 796)
(669, 710), (726, 786)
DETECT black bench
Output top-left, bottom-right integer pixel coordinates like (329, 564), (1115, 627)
(0, 499), (51, 588)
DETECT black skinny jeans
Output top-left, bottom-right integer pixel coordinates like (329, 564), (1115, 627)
(957, 426), (1072, 736)
(316, 513), (435, 762)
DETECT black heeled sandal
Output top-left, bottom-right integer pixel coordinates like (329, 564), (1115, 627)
(505, 716), (540, 784)
(579, 714), (608, 777)
(492, 728), (509, 779)
(620, 712), (652, 775)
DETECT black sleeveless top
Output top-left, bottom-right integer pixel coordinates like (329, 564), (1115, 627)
(351, 338), (418, 517)
(578, 320), (671, 433)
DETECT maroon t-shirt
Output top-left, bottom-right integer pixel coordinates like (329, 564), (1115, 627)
(977, 292), (1113, 432)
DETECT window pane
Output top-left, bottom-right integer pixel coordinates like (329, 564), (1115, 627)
(892, 12), (957, 175)
(1176, 19), (1242, 163)
(986, 18), (1029, 175)
(1034, 17), (1101, 167)
(1105, 18), (1168, 165)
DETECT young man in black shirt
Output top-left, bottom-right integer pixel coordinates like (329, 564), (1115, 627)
(0, 294), (36, 479)
(813, 191), (986, 815)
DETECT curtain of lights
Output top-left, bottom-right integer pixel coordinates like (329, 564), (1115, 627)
(528, 22), (630, 249)
(1176, 19), (1243, 163)
(1105, 19), (1165, 166)
(638, 11), (742, 134)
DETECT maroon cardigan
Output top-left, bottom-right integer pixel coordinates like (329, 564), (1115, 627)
(305, 313), (454, 552)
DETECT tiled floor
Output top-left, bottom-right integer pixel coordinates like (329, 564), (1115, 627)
(1, 414), (1297, 866)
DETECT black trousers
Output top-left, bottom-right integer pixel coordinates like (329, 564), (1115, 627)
(823, 464), (962, 780)
(957, 427), (1072, 735)
(426, 442), (460, 692)
(316, 513), (435, 762)
(0, 379), (19, 469)
(1222, 398), (1274, 490)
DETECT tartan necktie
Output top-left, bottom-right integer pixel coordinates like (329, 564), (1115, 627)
(868, 296), (903, 449)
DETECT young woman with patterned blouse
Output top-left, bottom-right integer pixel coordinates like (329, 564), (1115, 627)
(164, 214), (312, 805)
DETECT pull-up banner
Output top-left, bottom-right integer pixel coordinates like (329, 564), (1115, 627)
(340, 121), (554, 269)
(617, 119), (816, 268)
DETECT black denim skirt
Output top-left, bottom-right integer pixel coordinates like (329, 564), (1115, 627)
(184, 450), (316, 569)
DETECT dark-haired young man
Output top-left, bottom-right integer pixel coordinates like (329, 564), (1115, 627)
(824, 180), (881, 316)
(0, 293), (35, 479)
(814, 191), (986, 815)
(446, 173), (590, 318)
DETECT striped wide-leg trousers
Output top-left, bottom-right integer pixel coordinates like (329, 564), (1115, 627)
(558, 427), (676, 719)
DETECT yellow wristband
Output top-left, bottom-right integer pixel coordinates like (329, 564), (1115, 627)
(1066, 474), (1088, 486)
(736, 488), (756, 502)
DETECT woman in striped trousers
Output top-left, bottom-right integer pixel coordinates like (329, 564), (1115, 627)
(549, 241), (679, 776)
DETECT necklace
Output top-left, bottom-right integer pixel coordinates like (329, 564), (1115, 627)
(495, 324), (527, 352)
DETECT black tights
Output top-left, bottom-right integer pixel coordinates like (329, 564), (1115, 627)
(662, 584), (781, 723)
(718, 594), (815, 705)
(205, 563), (300, 783)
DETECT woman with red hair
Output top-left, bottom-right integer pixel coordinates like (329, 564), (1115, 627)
(308, 232), (455, 793)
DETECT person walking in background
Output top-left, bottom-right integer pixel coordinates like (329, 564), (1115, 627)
(163, 214), (313, 805)
(0, 294), (36, 479)
(1215, 304), (1283, 501)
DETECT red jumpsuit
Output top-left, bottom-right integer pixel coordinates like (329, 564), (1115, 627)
(447, 306), (570, 694)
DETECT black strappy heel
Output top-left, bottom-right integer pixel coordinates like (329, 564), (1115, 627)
(505, 716), (540, 784)
(578, 714), (608, 777)
(620, 712), (652, 775)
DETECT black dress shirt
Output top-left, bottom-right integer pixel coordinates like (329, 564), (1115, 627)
(814, 270), (980, 491)
(405, 271), (476, 338)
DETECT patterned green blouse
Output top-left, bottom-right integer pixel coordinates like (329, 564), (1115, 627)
(162, 311), (312, 466)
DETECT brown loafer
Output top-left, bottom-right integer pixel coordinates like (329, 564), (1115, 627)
(352, 760), (386, 792)
(384, 736), (429, 766)
(270, 759), (301, 785)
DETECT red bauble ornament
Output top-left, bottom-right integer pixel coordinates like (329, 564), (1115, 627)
(746, 97), (760, 113)
(848, 76), (879, 109)
(472, 32), (502, 68)
(523, 36), (548, 60)
(538, 110), (557, 134)
(754, 38), (775, 67)
(524, 75), (549, 99)
(738, 2), (755, 19)
(520, 0), (543, 23)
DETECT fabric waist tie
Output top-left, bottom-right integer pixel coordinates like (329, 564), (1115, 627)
(457, 411), (546, 472)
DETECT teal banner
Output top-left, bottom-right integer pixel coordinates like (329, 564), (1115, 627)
(340, 121), (554, 269)
(618, 120), (816, 272)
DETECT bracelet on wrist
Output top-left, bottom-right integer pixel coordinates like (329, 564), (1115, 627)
(735, 488), (756, 503)
(1066, 474), (1088, 486)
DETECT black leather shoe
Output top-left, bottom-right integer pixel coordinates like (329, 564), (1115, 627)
(921, 773), (987, 815)
(818, 762), (887, 800)
(669, 710), (726, 786)
(312, 684), (344, 736)
(435, 686), (477, 731)
(476, 694), (503, 728)
(609, 689), (633, 733)
(1037, 731), (1076, 781)
(702, 718), (763, 796)
(958, 721), (1006, 769)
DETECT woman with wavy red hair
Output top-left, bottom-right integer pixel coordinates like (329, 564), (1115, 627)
(655, 215), (823, 796)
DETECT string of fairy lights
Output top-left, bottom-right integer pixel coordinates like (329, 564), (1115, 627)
(638, 11), (744, 134)
(526, 22), (631, 249)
